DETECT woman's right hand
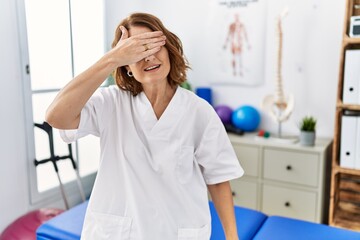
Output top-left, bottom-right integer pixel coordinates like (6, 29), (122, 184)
(110, 26), (166, 67)
(46, 27), (165, 130)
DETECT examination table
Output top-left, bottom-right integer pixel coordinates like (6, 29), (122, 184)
(36, 201), (360, 239)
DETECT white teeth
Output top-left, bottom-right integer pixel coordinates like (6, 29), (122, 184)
(145, 65), (159, 71)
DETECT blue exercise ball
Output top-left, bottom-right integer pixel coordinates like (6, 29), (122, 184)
(231, 105), (261, 132)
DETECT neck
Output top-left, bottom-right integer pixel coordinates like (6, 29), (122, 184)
(142, 82), (176, 119)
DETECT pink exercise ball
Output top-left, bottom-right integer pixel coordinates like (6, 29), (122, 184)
(0, 208), (63, 240)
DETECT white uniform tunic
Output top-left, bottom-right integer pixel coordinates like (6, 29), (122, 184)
(60, 86), (244, 240)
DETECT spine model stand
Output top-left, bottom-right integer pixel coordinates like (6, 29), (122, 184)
(262, 8), (294, 137)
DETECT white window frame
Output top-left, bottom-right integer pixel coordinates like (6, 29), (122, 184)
(16, 0), (106, 206)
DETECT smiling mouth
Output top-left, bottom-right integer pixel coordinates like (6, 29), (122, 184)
(144, 65), (160, 71)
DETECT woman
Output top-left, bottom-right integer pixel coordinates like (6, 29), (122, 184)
(46, 12), (244, 240)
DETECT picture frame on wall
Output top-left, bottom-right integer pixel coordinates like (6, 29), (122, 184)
(205, 0), (267, 86)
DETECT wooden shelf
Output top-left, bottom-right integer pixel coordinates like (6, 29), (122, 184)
(344, 35), (360, 45)
(330, 173), (360, 231)
(333, 201), (360, 231)
(337, 102), (360, 111)
(329, 0), (360, 230)
(333, 166), (360, 175)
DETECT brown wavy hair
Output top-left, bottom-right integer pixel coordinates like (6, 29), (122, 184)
(111, 13), (190, 96)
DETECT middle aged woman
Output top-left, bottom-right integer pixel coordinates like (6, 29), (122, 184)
(46, 12), (244, 240)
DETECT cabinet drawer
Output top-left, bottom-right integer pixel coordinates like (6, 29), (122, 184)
(230, 179), (258, 210)
(262, 184), (317, 222)
(263, 149), (319, 187)
(233, 144), (260, 177)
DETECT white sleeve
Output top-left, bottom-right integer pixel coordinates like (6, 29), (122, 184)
(59, 87), (115, 143)
(195, 110), (244, 185)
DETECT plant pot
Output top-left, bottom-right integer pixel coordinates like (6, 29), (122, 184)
(300, 131), (316, 146)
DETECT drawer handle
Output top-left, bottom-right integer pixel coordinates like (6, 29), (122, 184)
(232, 191), (236, 197)
(284, 202), (291, 207)
(286, 165), (292, 170)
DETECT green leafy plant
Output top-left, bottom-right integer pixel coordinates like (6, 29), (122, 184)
(299, 116), (317, 132)
(180, 81), (192, 91)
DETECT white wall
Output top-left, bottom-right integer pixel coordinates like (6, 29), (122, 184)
(0, 0), (346, 232)
(0, 0), (29, 232)
(105, 0), (345, 138)
(104, 0), (144, 49)
(0, 0), (90, 232)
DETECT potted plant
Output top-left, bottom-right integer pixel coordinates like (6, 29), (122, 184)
(299, 116), (317, 146)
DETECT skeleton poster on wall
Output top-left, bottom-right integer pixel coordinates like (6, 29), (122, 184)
(206, 0), (267, 86)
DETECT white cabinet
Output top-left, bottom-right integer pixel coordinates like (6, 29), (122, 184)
(262, 184), (317, 221)
(229, 134), (332, 223)
(263, 149), (319, 187)
(230, 179), (258, 210)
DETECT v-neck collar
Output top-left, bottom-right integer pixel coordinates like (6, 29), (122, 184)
(136, 86), (183, 136)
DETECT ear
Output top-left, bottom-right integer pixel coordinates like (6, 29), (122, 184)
(125, 66), (130, 72)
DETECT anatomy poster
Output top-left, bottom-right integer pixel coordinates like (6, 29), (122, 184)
(206, 0), (267, 86)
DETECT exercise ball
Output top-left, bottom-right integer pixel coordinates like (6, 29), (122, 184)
(0, 208), (63, 240)
(232, 105), (261, 132)
(215, 105), (233, 125)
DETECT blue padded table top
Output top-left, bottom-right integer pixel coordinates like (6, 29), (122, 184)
(36, 201), (266, 240)
(209, 202), (267, 240)
(36, 201), (88, 240)
(253, 216), (360, 240)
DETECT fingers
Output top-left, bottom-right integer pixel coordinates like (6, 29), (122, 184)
(136, 31), (164, 39)
(120, 30), (165, 52)
(139, 34), (166, 53)
(133, 31), (166, 49)
(141, 46), (162, 59)
(140, 35), (166, 46)
(113, 29), (166, 66)
(142, 40), (166, 52)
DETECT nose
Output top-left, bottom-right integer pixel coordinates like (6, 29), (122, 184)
(144, 55), (155, 62)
